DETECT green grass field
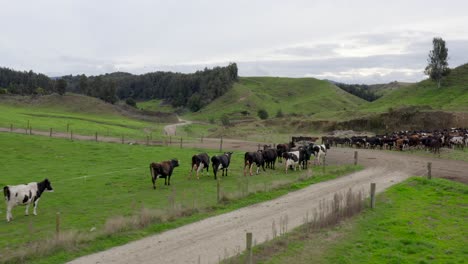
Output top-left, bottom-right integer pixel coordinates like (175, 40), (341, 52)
(136, 98), (177, 113)
(0, 94), (167, 140)
(0, 132), (360, 263)
(233, 177), (467, 264)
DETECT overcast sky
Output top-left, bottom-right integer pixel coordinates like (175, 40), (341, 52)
(1, 0), (468, 84)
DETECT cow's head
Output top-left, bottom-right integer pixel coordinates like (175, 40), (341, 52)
(44, 178), (54, 192)
(171, 159), (180, 168)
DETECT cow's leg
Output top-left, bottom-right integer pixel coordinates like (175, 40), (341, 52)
(6, 204), (13, 222)
(167, 176), (171, 186)
(250, 163), (254, 176)
(33, 199), (40, 216)
(25, 203), (30, 216)
(243, 162), (249, 176)
(152, 176), (156, 189)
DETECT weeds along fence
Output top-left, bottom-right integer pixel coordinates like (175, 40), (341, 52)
(222, 187), (368, 264)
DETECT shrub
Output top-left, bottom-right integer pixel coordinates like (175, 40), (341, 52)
(276, 109), (284, 118)
(0, 88), (7, 94)
(125, 98), (137, 107)
(220, 114), (231, 126)
(258, 109), (269, 120)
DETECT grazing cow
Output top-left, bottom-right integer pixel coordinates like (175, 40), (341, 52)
(190, 153), (210, 179)
(244, 151), (265, 176)
(4, 178), (54, 222)
(311, 144), (329, 165)
(211, 152), (233, 180)
(283, 151), (300, 173)
(276, 142), (295, 163)
(149, 159), (179, 189)
(262, 148), (278, 169)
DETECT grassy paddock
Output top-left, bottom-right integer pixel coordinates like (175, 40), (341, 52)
(228, 177), (467, 264)
(0, 94), (167, 140)
(0, 133), (360, 263)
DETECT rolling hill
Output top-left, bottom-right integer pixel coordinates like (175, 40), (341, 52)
(186, 76), (368, 122)
(362, 63), (468, 112)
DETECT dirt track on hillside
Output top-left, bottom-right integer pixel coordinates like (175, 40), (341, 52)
(1, 128), (467, 263)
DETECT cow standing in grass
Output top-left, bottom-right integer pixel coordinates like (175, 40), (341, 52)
(262, 148), (278, 169)
(244, 151), (265, 176)
(190, 153), (210, 179)
(211, 152), (233, 180)
(283, 151), (300, 173)
(3, 178), (54, 222)
(149, 159), (179, 189)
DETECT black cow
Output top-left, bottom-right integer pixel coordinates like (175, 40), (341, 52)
(149, 159), (179, 189)
(211, 152), (233, 180)
(262, 148), (278, 169)
(276, 142), (295, 163)
(244, 151), (265, 176)
(190, 153), (210, 179)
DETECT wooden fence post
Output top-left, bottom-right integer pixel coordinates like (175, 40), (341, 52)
(370, 183), (376, 209)
(354, 151), (358, 165)
(70, 130), (73, 141)
(201, 134), (204, 143)
(427, 162), (432, 179)
(66, 123), (69, 132)
(180, 137), (183, 148)
(246, 232), (253, 264)
(217, 178), (221, 203)
(95, 132), (98, 142)
(322, 155), (326, 173)
(29, 126), (32, 135)
(50, 128), (52, 137)
(10, 124), (13, 132)
(220, 136), (223, 152)
(146, 136), (149, 146)
(170, 136), (172, 145)
(121, 135), (124, 144)
(56, 212), (60, 239)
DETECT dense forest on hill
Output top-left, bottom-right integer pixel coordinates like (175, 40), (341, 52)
(0, 67), (56, 95)
(63, 63), (238, 110)
(331, 81), (381, 101)
(0, 63), (238, 111)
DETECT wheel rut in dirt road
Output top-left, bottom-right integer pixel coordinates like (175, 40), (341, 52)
(68, 148), (468, 264)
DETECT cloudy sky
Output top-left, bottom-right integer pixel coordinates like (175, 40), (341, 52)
(1, 0), (468, 84)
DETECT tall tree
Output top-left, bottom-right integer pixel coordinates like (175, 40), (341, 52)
(56, 79), (67, 95)
(424, 37), (450, 88)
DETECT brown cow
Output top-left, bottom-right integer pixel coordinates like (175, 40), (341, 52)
(149, 159), (179, 189)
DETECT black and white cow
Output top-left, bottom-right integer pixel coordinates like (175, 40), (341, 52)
(310, 143), (329, 165)
(244, 151), (265, 176)
(211, 152), (233, 180)
(190, 153), (210, 179)
(149, 159), (180, 189)
(3, 178), (54, 222)
(283, 151), (300, 173)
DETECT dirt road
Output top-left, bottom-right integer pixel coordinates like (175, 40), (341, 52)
(164, 116), (193, 136)
(68, 146), (468, 264)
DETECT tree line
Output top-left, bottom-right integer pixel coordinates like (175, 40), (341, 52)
(332, 82), (381, 102)
(62, 63), (238, 110)
(0, 67), (67, 95)
(0, 63), (238, 111)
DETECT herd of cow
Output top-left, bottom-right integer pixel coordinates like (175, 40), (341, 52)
(322, 128), (468, 154)
(3, 140), (329, 222)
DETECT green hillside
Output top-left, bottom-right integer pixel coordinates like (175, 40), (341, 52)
(362, 63), (468, 112)
(0, 93), (174, 139)
(186, 77), (367, 121)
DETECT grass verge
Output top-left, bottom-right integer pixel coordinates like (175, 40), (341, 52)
(226, 177), (467, 264)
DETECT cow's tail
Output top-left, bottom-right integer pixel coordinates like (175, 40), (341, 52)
(3, 186), (10, 201)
